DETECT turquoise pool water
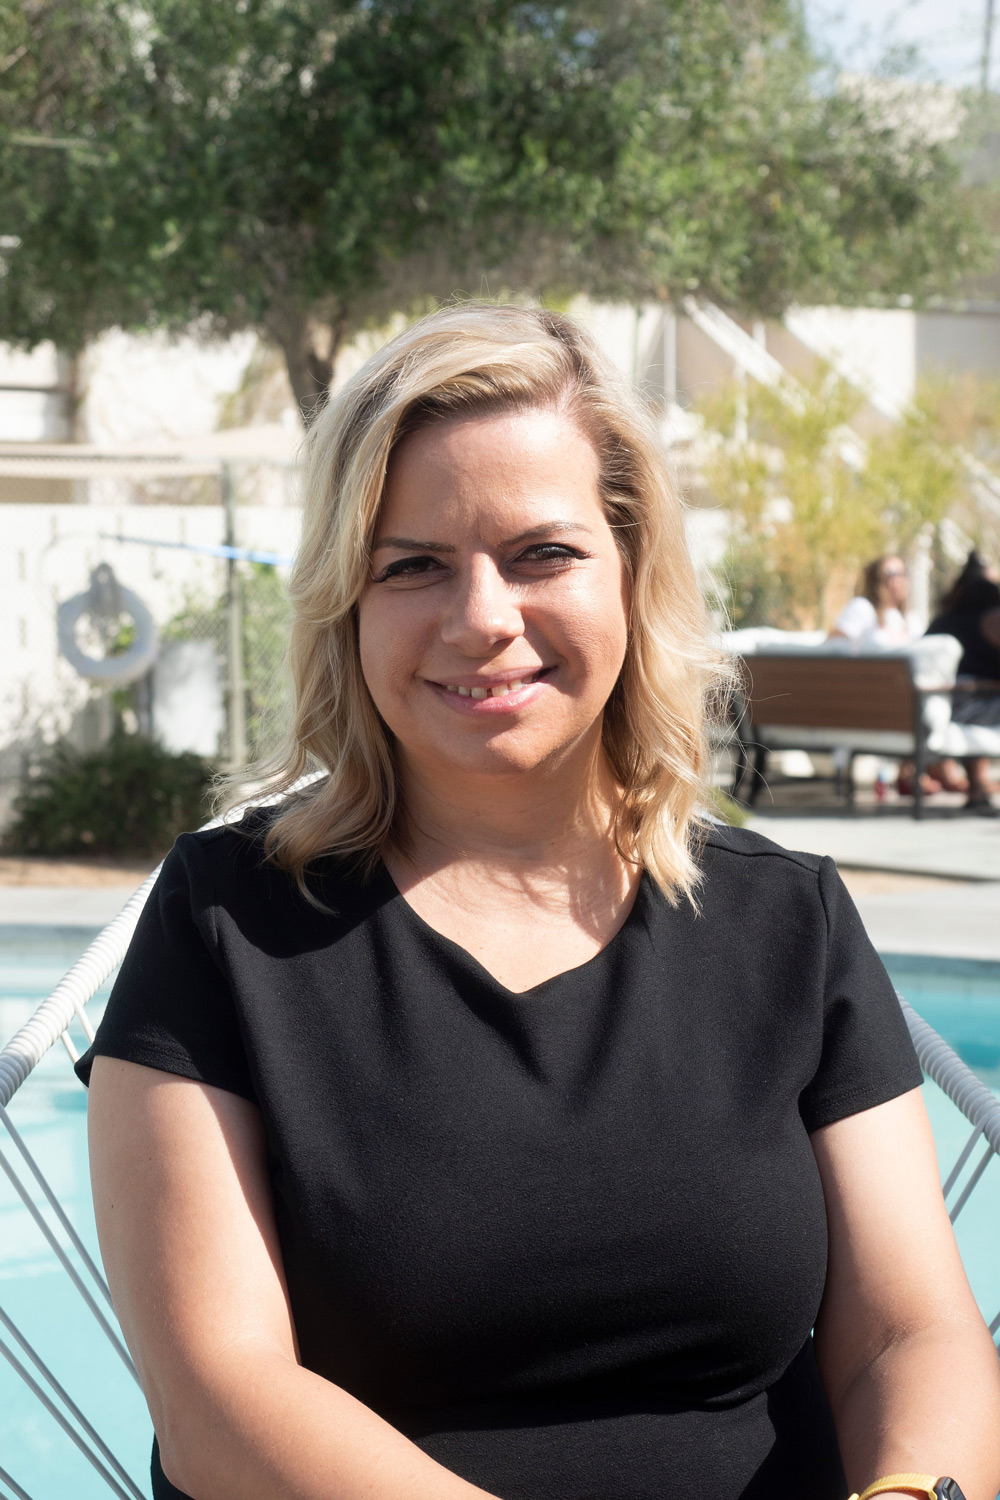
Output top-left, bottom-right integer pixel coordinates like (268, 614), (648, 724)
(1, 929), (998, 1500)
(882, 953), (1000, 1088)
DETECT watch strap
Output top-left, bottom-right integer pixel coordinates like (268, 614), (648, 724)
(849, 1476), (939, 1500)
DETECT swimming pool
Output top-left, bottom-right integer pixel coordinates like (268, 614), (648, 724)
(2, 928), (998, 1500)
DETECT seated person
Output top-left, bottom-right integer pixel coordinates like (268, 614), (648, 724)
(926, 551), (1000, 814)
(830, 556), (964, 796)
(829, 555), (917, 647)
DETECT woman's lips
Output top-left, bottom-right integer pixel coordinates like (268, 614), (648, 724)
(426, 667), (554, 714)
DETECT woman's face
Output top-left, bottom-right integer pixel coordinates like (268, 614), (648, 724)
(357, 406), (630, 786)
(879, 557), (908, 610)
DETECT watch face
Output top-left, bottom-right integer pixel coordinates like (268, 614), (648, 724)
(936, 1480), (968, 1500)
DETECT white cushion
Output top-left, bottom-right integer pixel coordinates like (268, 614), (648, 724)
(720, 627), (963, 690)
(756, 727), (917, 755)
(719, 628), (827, 654)
(932, 721), (1000, 756)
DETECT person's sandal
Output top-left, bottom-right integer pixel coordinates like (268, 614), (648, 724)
(897, 771), (943, 798)
(926, 759), (969, 793)
(964, 795), (999, 816)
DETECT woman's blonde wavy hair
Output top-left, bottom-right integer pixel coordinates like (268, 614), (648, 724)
(223, 302), (732, 904)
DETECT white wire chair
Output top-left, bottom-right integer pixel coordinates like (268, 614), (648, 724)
(1, 830), (999, 1500)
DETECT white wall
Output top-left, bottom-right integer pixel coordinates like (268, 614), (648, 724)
(785, 307), (917, 415)
(784, 303), (1000, 418)
(0, 341), (70, 441)
(916, 310), (1000, 380)
(81, 328), (260, 447)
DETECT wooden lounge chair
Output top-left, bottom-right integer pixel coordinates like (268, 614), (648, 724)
(731, 652), (939, 817)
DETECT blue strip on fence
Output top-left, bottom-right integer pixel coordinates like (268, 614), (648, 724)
(100, 533), (296, 567)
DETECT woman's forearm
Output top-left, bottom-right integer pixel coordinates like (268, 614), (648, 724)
(160, 1344), (499, 1500)
(828, 1319), (1000, 1500)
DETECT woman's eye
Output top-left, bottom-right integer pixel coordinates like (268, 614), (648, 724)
(516, 543), (584, 566)
(374, 555), (442, 583)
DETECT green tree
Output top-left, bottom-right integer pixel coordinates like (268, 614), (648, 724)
(859, 395), (967, 553)
(1, 1), (992, 416)
(700, 372), (884, 629)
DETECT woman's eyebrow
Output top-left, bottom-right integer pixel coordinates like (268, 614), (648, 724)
(371, 522), (594, 552)
(372, 537), (458, 553)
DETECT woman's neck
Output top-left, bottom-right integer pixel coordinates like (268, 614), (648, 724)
(394, 737), (623, 878)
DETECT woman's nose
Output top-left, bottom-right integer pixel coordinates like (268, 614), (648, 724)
(439, 555), (524, 651)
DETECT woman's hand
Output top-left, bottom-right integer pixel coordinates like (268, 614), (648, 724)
(812, 1088), (1000, 1500)
(88, 1056), (500, 1500)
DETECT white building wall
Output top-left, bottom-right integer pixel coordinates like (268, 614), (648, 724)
(784, 306), (918, 415)
(80, 328), (260, 447)
(915, 310), (1000, 380)
(0, 342), (71, 441)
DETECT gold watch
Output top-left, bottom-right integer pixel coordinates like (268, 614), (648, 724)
(848, 1477), (968, 1500)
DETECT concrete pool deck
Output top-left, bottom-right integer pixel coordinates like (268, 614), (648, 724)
(745, 806), (1000, 883)
(0, 883), (144, 926)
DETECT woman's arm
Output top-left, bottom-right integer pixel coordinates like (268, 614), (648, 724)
(979, 606), (1000, 651)
(812, 1088), (1000, 1500)
(88, 1056), (499, 1500)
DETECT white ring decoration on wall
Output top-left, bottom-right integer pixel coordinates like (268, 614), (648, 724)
(57, 572), (159, 685)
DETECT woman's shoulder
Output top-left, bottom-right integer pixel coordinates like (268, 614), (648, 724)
(697, 821), (827, 901)
(693, 824), (879, 982)
(833, 594), (876, 636)
(162, 806), (379, 918)
(165, 806), (280, 886)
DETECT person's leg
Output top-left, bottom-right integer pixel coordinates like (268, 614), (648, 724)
(897, 760), (943, 798)
(964, 757), (997, 810)
(926, 758), (968, 793)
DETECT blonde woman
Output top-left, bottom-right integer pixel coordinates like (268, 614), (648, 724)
(79, 306), (1000, 1500)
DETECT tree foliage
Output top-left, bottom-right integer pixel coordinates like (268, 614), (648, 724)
(0, 0), (992, 414)
(859, 399), (966, 553)
(701, 372), (880, 628)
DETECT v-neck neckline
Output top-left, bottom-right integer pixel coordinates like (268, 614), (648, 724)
(375, 861), (652, 998)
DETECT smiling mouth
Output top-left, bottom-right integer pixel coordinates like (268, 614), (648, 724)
(435, 668), (552, 699)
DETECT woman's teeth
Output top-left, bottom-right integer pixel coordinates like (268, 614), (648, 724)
(443, 678), (529, 698)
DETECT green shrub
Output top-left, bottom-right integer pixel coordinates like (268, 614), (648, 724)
(4, 731), (213, 857)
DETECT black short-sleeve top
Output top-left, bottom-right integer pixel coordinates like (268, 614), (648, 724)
(927, 606), (1000, 681)
(76, 817), (922, 1500)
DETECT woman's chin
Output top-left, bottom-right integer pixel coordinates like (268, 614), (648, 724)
(403, 731), (574, 785)
(427, 749), (555, 783)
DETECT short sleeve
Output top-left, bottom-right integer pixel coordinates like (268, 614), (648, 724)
(74, 833), (256, 1101)
(832, 595), (876, 641)
(798, 856), (922, 1132)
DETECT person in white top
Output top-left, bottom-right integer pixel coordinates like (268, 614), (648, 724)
(830, 555), (919, 647)
(830, 555), (966, 796)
